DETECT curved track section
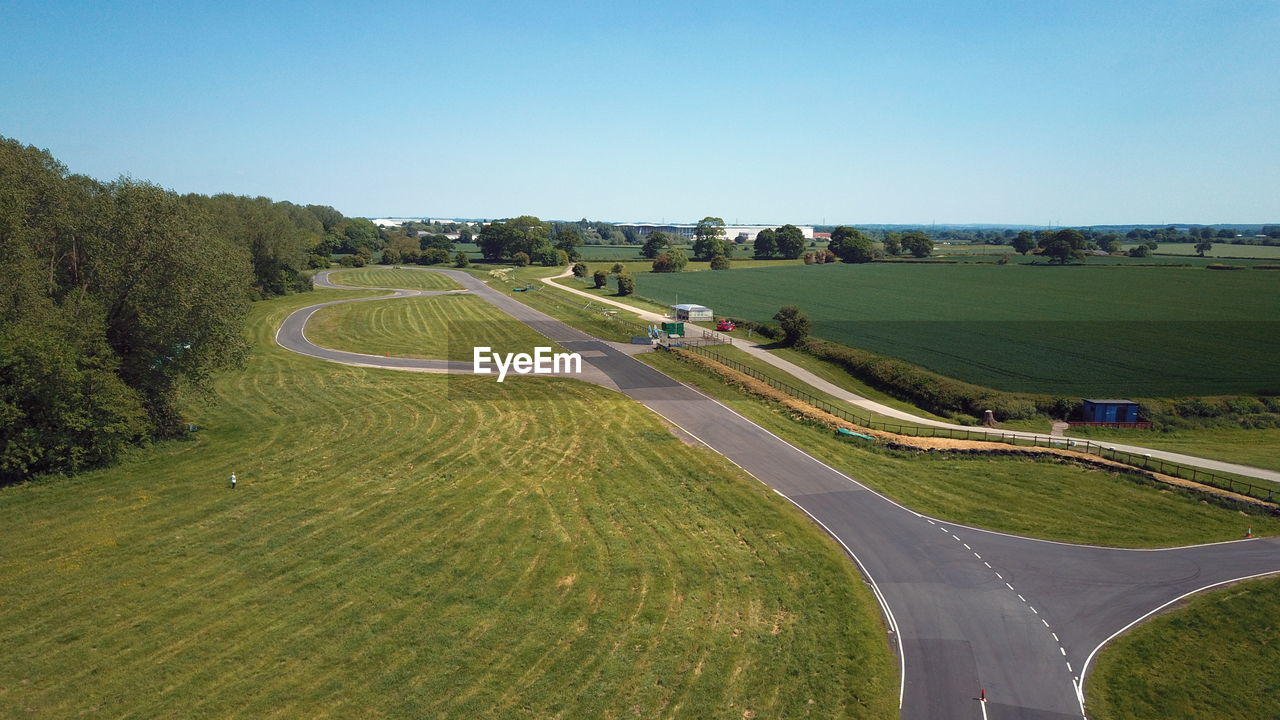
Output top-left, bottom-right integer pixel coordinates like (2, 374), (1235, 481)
(279, 267), (1280, 720)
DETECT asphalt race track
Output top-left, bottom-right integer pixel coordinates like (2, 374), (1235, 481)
(277, 269), (1280, 720)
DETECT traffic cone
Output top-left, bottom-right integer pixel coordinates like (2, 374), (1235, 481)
(1246, 526), (1253, 538)
(980, 689), (986, 702)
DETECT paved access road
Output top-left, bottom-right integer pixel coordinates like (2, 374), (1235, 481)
(278, 269), (1280, 720)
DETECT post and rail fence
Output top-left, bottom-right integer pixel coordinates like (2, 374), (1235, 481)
(677, 344), (1278, 506)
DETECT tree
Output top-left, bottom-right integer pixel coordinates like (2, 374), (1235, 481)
(572, 262), (588, 277)
(1128, 244), (1151, 258)
(615, 272), (635, 296)
(512, 251), (530, 267)
(692, 216), (732, 259)
(827, 226), (876, 263)
(900, 231), (933, 258)
(653, 247), (688, 273)
(553, 227), (583, 260)
(1039, 229), (1086, 264)
(476, 216), (550, 261)
(421, 233), (454, 252)
(753, 228), (777, 259)
(1012, 231), (1036, 255)
(882, 233), (901, 256)
(593, 269), (608, 288)
(772, 306), (810, 346)
(641, 231), (672, 259)
(420, 247), (450, 265)
(774, 225), (807, 259)
(610, 263), (624, 274)
(710, 254), (730, 270)
(454, 251), (469, 267)
(1195, 241), (1213, 256)
(381, 248), (401, 265)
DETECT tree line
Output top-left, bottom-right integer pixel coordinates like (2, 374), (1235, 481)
(0, 137), (364, 483)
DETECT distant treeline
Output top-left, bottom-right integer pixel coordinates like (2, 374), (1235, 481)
(0, 137), (368, 483)
(813, 225), (1280, 246)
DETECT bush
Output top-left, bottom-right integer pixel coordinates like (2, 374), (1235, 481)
(420, 247), (450, 265)
(512, 252), (530, 267)
(709, 254), (730, 270)
(556, 249), (570, 266)
(454, 251), (470, 268)
(380, 248), (401, 265)
(772, 306), (810, 346)
(803, 252), (815, 265)
(592, 269), (608, 288)
(572, 262), (587, 278)
(611, 263), (624, 275)
(615, 272), (635, 296)
(401, 248), (420, 264)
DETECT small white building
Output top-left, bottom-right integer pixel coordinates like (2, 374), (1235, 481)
(672, 304), (713, 322)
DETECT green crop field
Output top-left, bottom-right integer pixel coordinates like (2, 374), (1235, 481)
(307, 293), (556, 361)
(630, 263), (1280, 397)
(1086, 575), (1280, 719)
(1130, 242), (1280, 259)
(0, 290), (897, 719)
(328, 266), (462, 291)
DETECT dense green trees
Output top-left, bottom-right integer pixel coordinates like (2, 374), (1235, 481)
(1011, 232), (1036, 255)
(774, 225), (807, 259)
(652, 247), (689, 273)
(641, 231), (672, 259)
(0, 137), (275, 482)
(692, 216), (733, 259)
(1039, 229), (1087, 264)
(899, 231), (933, 258)
(476, 216), (554, 262)
(827, 226), (877, 263)
(753, 228), (777, 259)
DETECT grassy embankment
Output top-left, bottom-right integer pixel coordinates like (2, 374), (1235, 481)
(1067, 426), (1280, 474)
(1085, 575), (1280, 720)
(0, 289), (898, 719)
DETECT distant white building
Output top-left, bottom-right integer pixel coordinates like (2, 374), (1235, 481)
(618, 223), (814, 244)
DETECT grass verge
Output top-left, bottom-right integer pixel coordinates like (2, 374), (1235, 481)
(327, 266), (463, 291)
(1085, 575), (1280, 719)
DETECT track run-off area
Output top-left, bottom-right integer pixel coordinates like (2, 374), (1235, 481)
(279, 268), (1280, 720)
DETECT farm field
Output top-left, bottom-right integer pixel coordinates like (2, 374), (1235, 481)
(906, 244), (1276, 267)
(328, 266), (462, 291)
(1085, 575), (1280, 720)
(631, 263), (1280, 397)
(0, 290), (898, 719)
(307, 293), (556, 361)
(637, 350), (1280, 547)
(1128, 242), (1280, 259)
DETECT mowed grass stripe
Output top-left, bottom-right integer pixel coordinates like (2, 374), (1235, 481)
(307, 293), (557, 361)
(327, 266), (462, 291)
(0, 290), (896, 718)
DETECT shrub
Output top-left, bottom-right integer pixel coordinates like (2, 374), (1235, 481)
(420, 247), (450, 265)
(610, 263), (624, 275)
(380, 248), (401, 265)
(454, 251), (470, 268)
(592, 269), (607, 288)
(572, 262), (587, 278)
(772, 306), (810, 346)
(615, 272), (635, 296)
(803, 252), (816, 265)
(513, 252), (530, 267)
(709, 254), (730, 270)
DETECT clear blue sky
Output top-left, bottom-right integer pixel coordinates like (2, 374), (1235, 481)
(3, 0), (1277, 225)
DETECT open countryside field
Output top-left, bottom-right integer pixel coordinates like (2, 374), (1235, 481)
(0, 290), (899, 719)
(628, 263), (1280, 397)
(1086, 575), (1280, 720)
(328, 266), (462, 291)
(307, 293), (557, 361)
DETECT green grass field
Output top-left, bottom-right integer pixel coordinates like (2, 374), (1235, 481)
(328, 266), (462, 291)
(1086, 575), (1280, 719)
(1067, 426), (1280, 474)
(1128, 242), (1280, 259)
(629, 263), (1280, 397)
(307, 293), (556, 361)
(637, 350), (1280, 547)
(0, 290), (898, 719)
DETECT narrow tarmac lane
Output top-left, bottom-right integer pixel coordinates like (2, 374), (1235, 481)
(278, 269), (1280, 720)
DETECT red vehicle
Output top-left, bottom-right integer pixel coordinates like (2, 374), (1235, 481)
(715, 319), (737, 331)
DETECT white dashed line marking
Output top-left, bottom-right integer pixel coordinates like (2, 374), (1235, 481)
(1030, 606), (1038, 614)
(1060, 647), (1067, 656)
(963, 543), (971, 550)
(1053, 633), (1060, 642)
(1043, 619), (1051, 628)
(1018, 594), (1026, 602)
(1006, 582), (1015, 591)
